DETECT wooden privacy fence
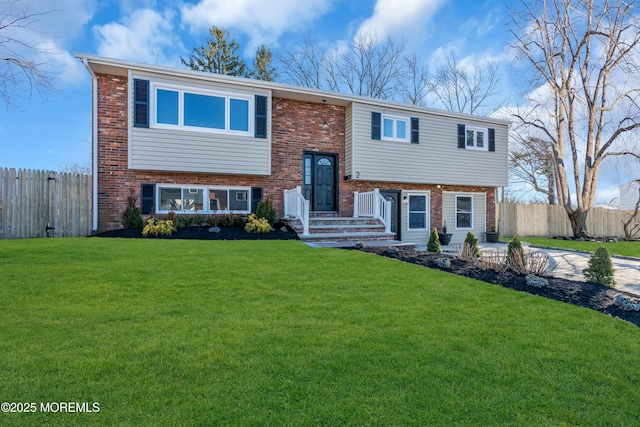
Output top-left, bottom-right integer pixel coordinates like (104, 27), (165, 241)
(0, 167), (92, 239)
(497, 202), (638, 238)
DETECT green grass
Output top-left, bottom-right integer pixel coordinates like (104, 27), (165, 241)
(518, 237), (640, 257)
(1, 238), (639, 426)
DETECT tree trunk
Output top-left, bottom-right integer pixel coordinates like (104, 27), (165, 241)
(567, 208), (590, 238)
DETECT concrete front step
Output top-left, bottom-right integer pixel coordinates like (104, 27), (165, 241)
(283, 216), (395, 243)
(298, 231), (396, 242)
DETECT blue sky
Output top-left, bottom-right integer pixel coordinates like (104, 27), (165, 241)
(0, 0), (637, 202)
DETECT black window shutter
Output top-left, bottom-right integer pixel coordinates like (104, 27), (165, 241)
(134, 79), (149, 128)
(411, 117), (419, 144)
(457, 124), (466, 149)
(140, 183), (155, 214)
(251, 187), (263, 213)
(371, 112), (381, 140)
(255, 95), (267, 138)
(488, 128), (496, 152)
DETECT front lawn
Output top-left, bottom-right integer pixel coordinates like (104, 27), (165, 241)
(520, 237), (640, 257)
(1, 238), (639, 426)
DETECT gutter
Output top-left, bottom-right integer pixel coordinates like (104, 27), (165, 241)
(81, 58), (99, 232)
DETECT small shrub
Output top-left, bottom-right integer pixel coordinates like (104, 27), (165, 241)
(221, 214), (235, 227)
(142, 218), (176, 237)
(464, 232), (480, 258)
(176, 216), (194, 229)
(191, 214), (206, 226)
(457, 243), (480, 264)
(525, 252), (554, 277)
(256, 197), (277, 224)
(164, 211), (176, 223)
(583, 246), (615, 287)
(234, 215), (248, 227)
(436, 258), (451, 269)
(479, 250), (507, 272)
(244, 214), (273, 233)
(613, 294), (640, 311)
(507, 236), (525, 267)
(206, 215), (222, 227)
(121, 190), (143, 229)
(427, 227), (442, 253)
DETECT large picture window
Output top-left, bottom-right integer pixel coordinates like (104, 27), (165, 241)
(408, 194), (428, 230)
(153, 85), (252, 135)
(456, 195), (473, 229)
(157, 185), (249, 213)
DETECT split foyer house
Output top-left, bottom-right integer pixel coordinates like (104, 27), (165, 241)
(77, 53), (509, 244)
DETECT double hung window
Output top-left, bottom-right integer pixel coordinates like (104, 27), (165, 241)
(383, 115), (409, 142)
(456, 196), (473, 228)
(407, 194), (428, 230)
(465, 127), (487, 150)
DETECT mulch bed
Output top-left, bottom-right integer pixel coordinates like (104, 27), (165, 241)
(91, 224), (299, 241)
(355, 246), (640, 327)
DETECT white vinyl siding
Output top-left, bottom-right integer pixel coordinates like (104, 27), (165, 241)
(345, 104), (353, 177)
(442, 192), (486, 244)
(349, 102), (508, 186)
(129, 72), (271, 175)
(400, 191), (430, 243)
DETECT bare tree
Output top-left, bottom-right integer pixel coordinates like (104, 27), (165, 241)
(279, 32), (406, 99)
(399, 53), (430, 106)
(0, 0), (56, 109)
(509, 134), (558, 204)
(324, 33), (406, 99)
(427, 51), (502, 115)
(510, 0), (640, 237)
(278, 32), (327, 89)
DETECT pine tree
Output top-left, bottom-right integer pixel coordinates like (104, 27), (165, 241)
(464, 232), (480, 258)
(181, 26), (248, 76)
(427, 227), (442, 253)
(583, 246), (615, 287)
(251, 45), (277, 81)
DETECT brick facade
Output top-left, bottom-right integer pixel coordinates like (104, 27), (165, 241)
(95, 73), (496, 232)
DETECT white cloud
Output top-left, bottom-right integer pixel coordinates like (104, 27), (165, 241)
(93, 8), (182, 66)
(180, 0), (332, 53)
(355, 0), (446, 42)
(0, 0), (95, 87)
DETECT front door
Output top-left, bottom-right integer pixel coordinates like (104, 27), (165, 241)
(380, 190), (401, 240)
(303, 153), (337, 212)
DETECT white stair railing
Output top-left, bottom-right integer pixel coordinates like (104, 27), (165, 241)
(283, 186), (309, 236)
(353, 188), (391, 234)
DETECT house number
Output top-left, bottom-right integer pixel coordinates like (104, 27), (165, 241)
(356, 171), (360, 178)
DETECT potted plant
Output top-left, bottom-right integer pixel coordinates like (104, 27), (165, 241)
(485, 222), (501, 243)
(438, 221), (452, 246)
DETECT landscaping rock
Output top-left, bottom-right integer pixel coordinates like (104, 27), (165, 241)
(208, 226), (221, 233)
(526, 274), (548, 288)
(354, 241), (365, 249)
(385, 246), (399, 254)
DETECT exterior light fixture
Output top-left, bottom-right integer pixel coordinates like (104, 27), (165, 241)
(322, 100), (329, 130)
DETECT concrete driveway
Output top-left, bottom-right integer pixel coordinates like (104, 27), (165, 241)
(478, 242), (640, 297)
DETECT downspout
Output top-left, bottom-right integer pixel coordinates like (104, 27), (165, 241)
(82, 58), (99, 232)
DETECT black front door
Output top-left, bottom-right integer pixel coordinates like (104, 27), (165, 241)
(303, 153), (337, 212)
(380, 190), (401, 240)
